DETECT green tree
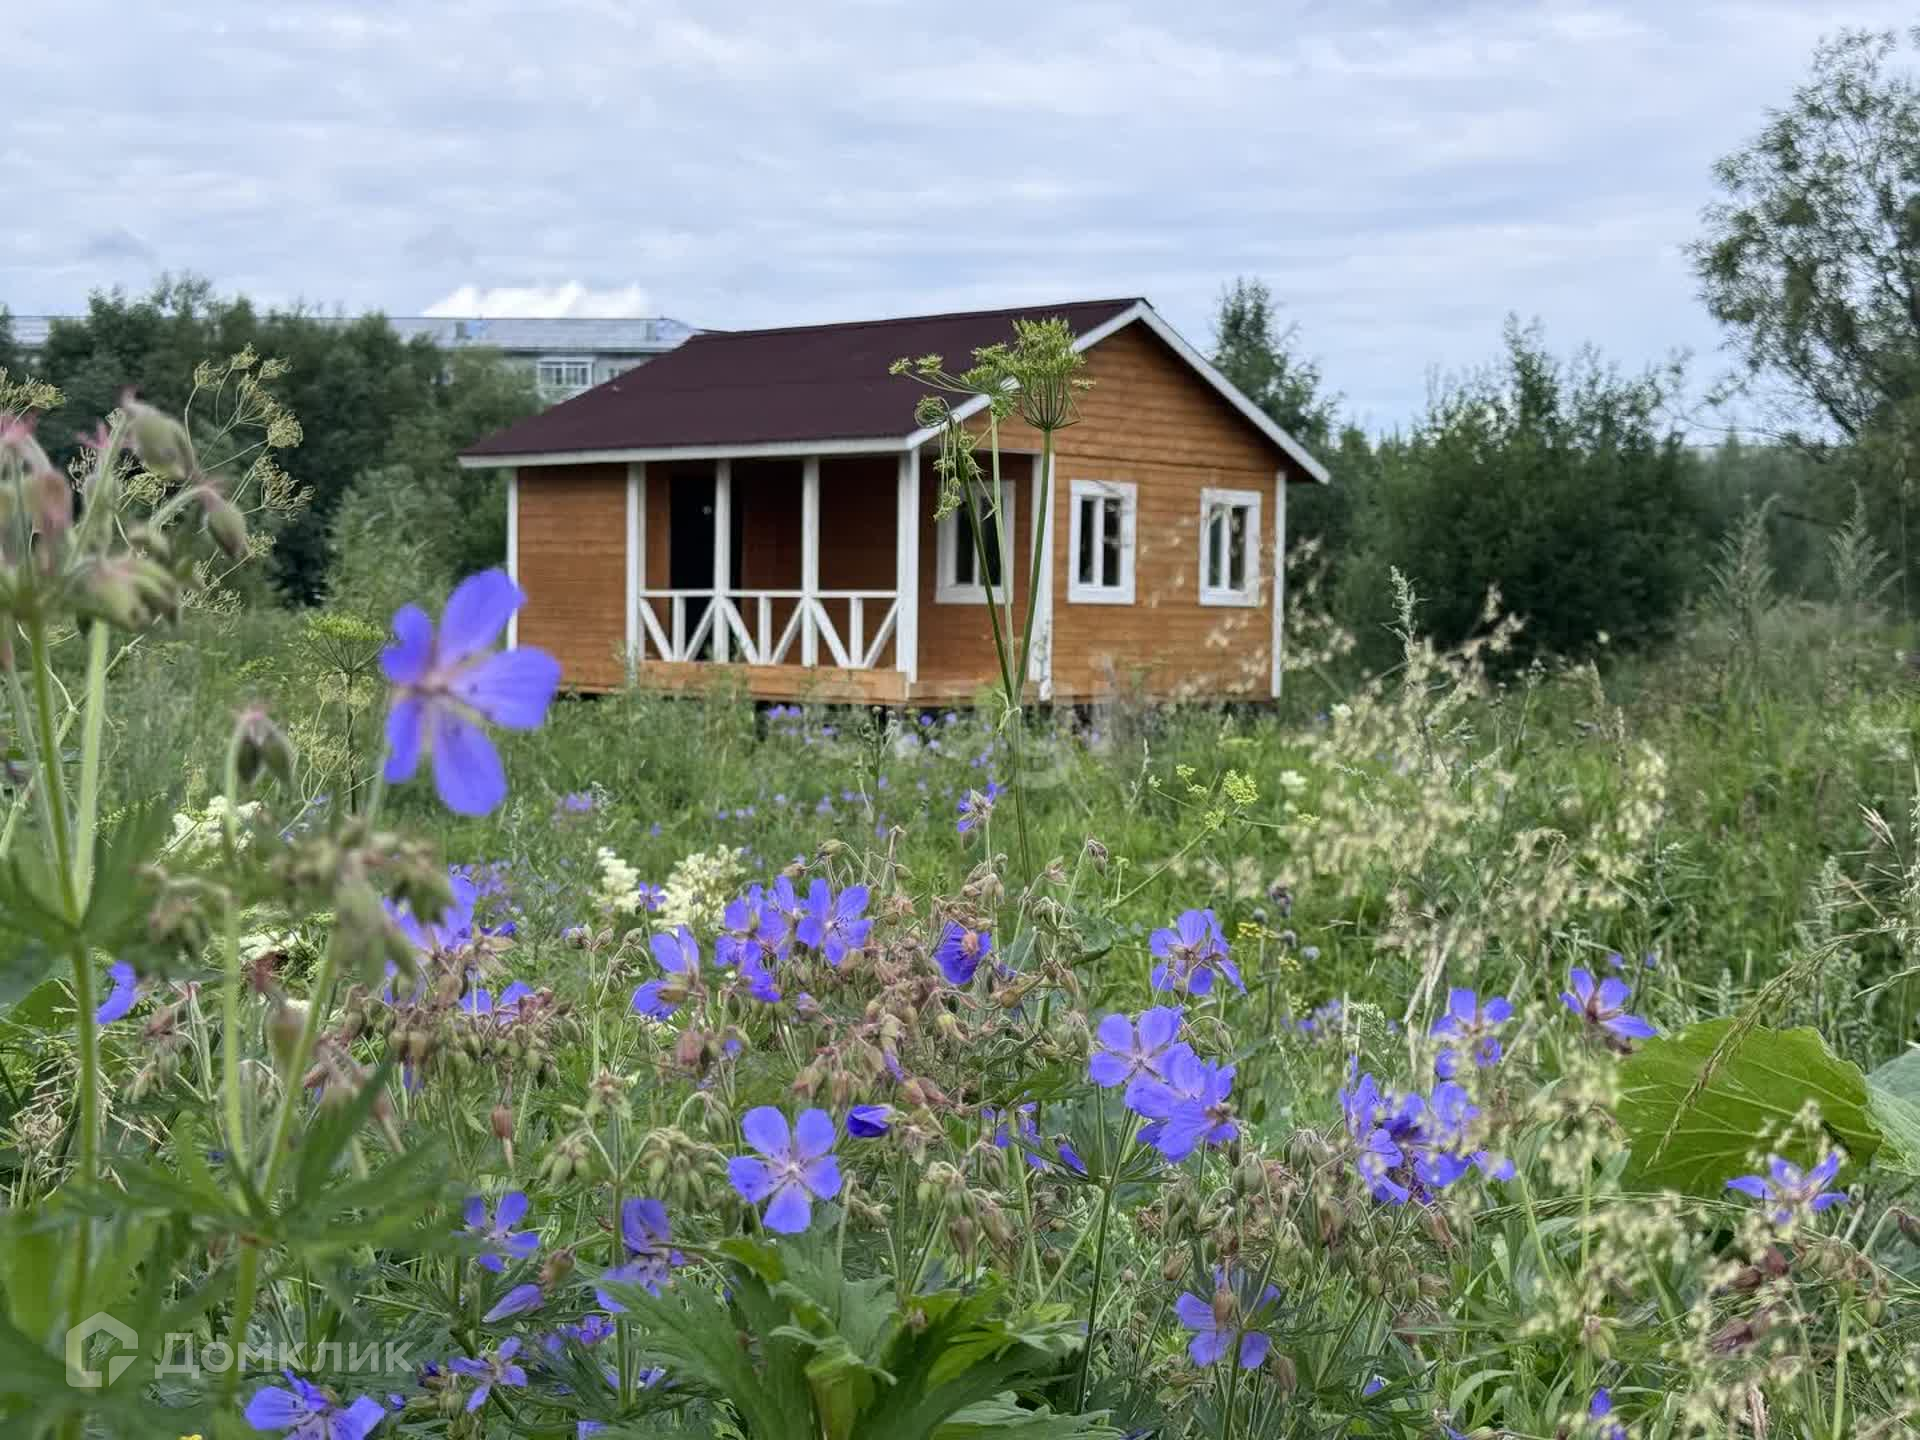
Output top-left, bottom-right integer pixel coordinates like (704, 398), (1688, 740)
(1694, 28), (1920, 440)
(1338, 321), (1704, 665)
(1209, 277), (1337, 447)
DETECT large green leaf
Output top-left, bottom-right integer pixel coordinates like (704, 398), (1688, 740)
(1866, 1046), (1920, 1174)
(1615, 1019), (1881, 1194)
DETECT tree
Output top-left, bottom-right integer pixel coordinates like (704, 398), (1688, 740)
(1338, 321), (1704, 665)
(1209, 277), (1338, 448)
(1694, 28), (1920, 439)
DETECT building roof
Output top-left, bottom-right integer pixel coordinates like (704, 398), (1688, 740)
(384, 315), (695, 353)
(462, 299), (1141, 457)
(460, 297), (1329, 482)
(6, 312), (694, 355)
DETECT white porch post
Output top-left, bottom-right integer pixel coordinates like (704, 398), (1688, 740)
(505, 469), (519, 648)
(801, 456), (821, 667)
(713, 458), (732, 663)
(1027, 450), (1054, 701)
(896, 449), (920, 685)
(625, 462), (644, 675)
(1271, 467), (1287, 698)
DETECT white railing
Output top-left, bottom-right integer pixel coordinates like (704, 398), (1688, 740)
(634, 589), (899, 670)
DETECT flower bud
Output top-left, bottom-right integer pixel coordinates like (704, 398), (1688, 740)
(120, 393), (197, 481)
(266, 1000), (309, 1072)
(230, 705), (297, 791)
(490, 1103), (514, 1141)
(196, 483), (248, 559)
(1161, 1249), (1187, 1284)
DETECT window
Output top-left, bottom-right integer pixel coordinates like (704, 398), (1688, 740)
(1199, 488), (1262, 606)
(536, 357), (595, 395)
(935, 481), (1016, 604)
(1067, 479), (1136, 604)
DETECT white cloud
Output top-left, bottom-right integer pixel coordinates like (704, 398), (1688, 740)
(423, 282), (657, 319)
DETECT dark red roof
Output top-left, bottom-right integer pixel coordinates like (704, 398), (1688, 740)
(463, 298), (1141, 457)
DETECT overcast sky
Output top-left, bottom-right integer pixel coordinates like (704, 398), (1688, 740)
(6, 1), (1914, 430)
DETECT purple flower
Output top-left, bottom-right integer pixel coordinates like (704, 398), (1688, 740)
(1560, 967), (1656, 1043)
(1588, 1389), (1626, 1440)
(596, 1197), (683, 1310)
(482, 1282), (544, 1322)
(1174, 1269), (1279, 1369)
(846, 1104), (892, 1138)
(1088, 1006), (1182, 1103)
(1149, 909), (1243, 995)
(545, 1313), (615, 1351)
(449, 1337), (529, 1411)
(1130, 1046), (1237, 1162)
(933, 922), (992, 986)
(1726, 1151), (1848, 1224)
(461, 980), (533, 1017)
(381, 570), (562, 816)
(636, 882), (666, 913)
(988, 1104), (1049, 1170)
(728, 1106), (842, 1234)
(633, 926), (702, 1020)
(956, 780), (1003, 834)
(800, 880), (872, 966)
(715, 888), (770, 971)
(244, 1370), (387, 1438)
(95, 960), (139, 1024)
(1430, 986), (1512, 1078)
(463, 1191), (539, 1274)
(755, 876), (809, 959)
(559, 791), (595, 814)
(1414, 1082), (1514, 1188)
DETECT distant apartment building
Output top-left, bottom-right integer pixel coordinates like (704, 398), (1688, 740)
(7, 313), (698, 402)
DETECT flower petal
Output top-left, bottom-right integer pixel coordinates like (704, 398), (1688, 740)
(1172, 1292), (1213, 1331)
(483, 1283), (543, 1322)
(439, 570), (524, 666)
(1138, 1005), (1182, 1050)
(495, 1191), (530, 1230)
(383, 695), (427, 782)
(428, 707), (508, 816)
(381, 604), (434, 685)
(339, 1395), (389, 1440)
(94, 961), (138, 1024)
(727, 1156), (774, 1203)
(793, 1107), (837, 1162)
(242, 1385), (308, 1429)
(800, 1153), (841, 1200)
(453, 646), (561, 730)
(761, 1180), (813, 1234)
(1236, 1330), (1270, 1370)
(740, 1106), (791, 1160)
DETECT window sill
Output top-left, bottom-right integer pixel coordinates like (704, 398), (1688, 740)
(935, 584), (1010, 606)
(1067, 584), (1136, 605)
(1199, 589), (1259, 608)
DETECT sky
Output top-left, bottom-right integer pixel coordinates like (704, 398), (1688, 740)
(6, 0), (1915, 431)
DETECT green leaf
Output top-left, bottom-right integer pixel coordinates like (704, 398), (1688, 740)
(1866, 1046), (1920, 1173)
(935, 1395), (1123, 1438)
(1616, 1019), (1881, 1194)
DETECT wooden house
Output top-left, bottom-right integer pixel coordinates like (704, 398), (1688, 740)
(459, 298), (1328, 704)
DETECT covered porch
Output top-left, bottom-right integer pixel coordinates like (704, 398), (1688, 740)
(624, 450), (921, 704)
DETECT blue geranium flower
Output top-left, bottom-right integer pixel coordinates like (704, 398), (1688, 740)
(1430, 986), (1512, 1078)
(1726, 1151), (1848, 1224)
(632, 927), (702, 1020)
(799, 880), (872, 966)
(1088, 1006), (1182, 1104)
(244, 1370), (387, 1438)
(846, 1104), (892, 1138)
(463, 1191), (539, 1274)
(1174, 1268), (1279, 1369)
(596, 1197), (683, 1310)
(933, 922), (991, 985)
(728, 1107), (841, 1234)
(381, 570), (561, 816)
(449, 1337), (529, 1411)
(1560, 967), (1656, 1044)
(1149, 909), (1242, 995)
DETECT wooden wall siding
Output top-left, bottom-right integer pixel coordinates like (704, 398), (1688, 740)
(515, 462), (628, 692)
(914, 453), (1034, 698)
(960, 321), (1283, 701)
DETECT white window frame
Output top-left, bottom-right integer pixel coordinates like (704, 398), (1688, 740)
(935, 480), (1016, 604)
(1198, 487), (1262, 607)
(536, 355), (595, 394)
(1066, 478), (1137, 604)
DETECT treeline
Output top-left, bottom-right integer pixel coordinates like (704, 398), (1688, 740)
(1212, 28), (1920, 670)
(0, 275), (538, 610)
